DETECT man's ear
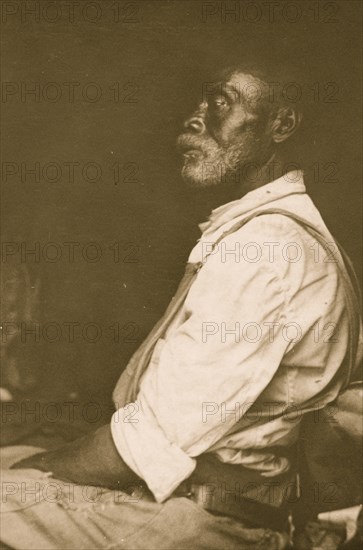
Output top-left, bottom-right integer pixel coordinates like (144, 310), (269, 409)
(271, 106), (303, 143)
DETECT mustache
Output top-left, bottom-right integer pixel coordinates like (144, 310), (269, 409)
(176, 134), (208, 153)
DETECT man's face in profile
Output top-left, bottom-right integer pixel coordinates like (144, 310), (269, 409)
(177, 71), (276, 188)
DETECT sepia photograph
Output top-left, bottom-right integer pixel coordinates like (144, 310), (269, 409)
(1, 1), (362, 548)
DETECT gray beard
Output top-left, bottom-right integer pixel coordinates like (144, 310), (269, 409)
(181, 141), (248, 188)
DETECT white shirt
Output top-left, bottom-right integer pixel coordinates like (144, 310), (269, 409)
(111, 171), (353, 502)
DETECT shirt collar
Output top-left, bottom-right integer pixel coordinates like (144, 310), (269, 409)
(199, 170), (306, 234)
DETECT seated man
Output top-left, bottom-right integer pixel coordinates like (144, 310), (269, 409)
(1, 63), (361, 550)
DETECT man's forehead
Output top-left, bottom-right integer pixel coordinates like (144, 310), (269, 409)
(224, 70), (264, 87)
(226, 71), (265, 92)
(209, 70), (269, 105)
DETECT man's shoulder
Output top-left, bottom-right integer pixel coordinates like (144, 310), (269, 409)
(225, 211), (313, 245)
(216, 208), (337, 282)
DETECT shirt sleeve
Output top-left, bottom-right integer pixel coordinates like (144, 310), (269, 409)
(111, 219), (292, 502)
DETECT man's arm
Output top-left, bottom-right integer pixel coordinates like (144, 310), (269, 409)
(11, 423), (141, 489)
(110, 220), (294, 502)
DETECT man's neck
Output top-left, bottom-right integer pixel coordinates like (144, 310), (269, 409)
(186, 152), (296, 222)
(235, 152), (288, 197)
(211, 152), (288, 206)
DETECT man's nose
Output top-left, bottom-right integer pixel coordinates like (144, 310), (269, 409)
(183, 103), (207, 134)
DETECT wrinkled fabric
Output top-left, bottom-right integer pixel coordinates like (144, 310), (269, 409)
(0, 446), (289, 550)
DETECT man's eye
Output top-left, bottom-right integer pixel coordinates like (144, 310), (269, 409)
(212, 96), (228, 109)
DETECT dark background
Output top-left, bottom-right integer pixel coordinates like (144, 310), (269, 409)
(1, 0), (362, 409)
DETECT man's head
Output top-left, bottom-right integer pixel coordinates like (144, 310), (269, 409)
(177, 67), (302, 189)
